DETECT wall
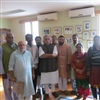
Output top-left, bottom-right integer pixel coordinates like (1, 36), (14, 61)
(39, 11), (99, 51)
(10, 18), (25, 43)
(9, 16), (37, 43)
(0, 18), (11, 28)
(0, 18), (25, 43)
(0, 16), (37, 43)
(39, 11), (99, 35)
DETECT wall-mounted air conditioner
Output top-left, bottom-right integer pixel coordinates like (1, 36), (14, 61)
(69, 7), (95, 18)
(37, 12), (58, 21)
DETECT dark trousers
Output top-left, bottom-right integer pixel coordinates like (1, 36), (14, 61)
(91, 86), (100, 99)
(33, 68), (38, 92)
(91, 86), (97, 99)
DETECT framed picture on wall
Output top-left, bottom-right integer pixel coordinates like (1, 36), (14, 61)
(75, 25), (82, 33)
(43, 27), (51, 35)
(83, 32), (89, 39)
(52, 27), (62, 35)
(84, 21), (90, 30)
(88, 41), (93, 48)
(64, 26), (73, 34)
(66, 37), (72, 43)
(91, 31), (98, 38)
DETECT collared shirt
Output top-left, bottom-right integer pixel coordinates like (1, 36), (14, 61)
(7, 42), (16, 48)
(86, 45), (100, 71)
(26, 44), (38, 68)
(69, 43), (77, 54)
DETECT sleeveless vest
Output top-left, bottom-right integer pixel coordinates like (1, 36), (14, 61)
(2, 43), (17, 73)
(40, 44), (57, 72)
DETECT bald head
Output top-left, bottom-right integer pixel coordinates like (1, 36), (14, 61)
(6, 33), (14, 45)
(18, 41), (26, 52)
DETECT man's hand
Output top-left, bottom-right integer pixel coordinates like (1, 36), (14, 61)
(11, 77), (17, 82)
(76, 69), (80, 73)
(79, 70), (83, 74)
(32, 74), (35, 79)
(52, 54), (57, 57)
(76, 69), (83, 74)
(2, 74), (7, 79)
(40, 54), (57, 58)
(87, 71), (90, 76)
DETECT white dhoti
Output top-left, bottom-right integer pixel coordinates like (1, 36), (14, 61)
(40, 70), (59, 94)
(41, 70), (58, 84)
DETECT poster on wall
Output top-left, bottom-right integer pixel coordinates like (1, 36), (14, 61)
(64, 26), (73, 34)
(83, 32), (89, 40)
(75, 25), (82, 33)
(52, 27), (62, 35)
(84, 21), (90, 30)
(66, 37), (72, 43)
(88, 41), (93, 48)
(91, 31), (98, 38)
(43, 27), (51, 35)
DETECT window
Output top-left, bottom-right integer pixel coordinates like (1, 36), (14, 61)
(25, 21), (39, 44)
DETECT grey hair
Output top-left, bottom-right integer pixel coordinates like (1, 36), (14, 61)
(43, 35), (52, 42)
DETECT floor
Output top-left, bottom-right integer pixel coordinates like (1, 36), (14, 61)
(0, 76), (97, 100)
(34, 82), (74, 100)
(0, 76), (5, 100)
(34, 84), (95, 100)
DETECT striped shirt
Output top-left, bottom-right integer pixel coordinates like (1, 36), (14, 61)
(86, 45), (100, 71)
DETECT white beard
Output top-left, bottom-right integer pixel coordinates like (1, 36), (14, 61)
(18, 48), (26, 53)
(21, 49), (26, 53)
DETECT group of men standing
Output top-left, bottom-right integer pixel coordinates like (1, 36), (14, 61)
(1, 32), (100, 100)
(0, 33), (78, 100)
(0, 33), (40, 100)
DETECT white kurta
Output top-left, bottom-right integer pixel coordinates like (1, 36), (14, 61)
(26, 44), (38, 68)
(39, 46), (58, 84)
(8, 50), (35, 96)
(0, 46), (5, 74)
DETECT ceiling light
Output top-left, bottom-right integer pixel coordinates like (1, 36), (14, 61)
(0, 9), (26, 15)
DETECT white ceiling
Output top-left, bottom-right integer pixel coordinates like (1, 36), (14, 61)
(0, 0), (100, 19)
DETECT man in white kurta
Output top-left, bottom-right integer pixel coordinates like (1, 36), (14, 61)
(9, 41), (35, 100)
(25, 34), (38, 94)
(39, 35), (59, 99)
